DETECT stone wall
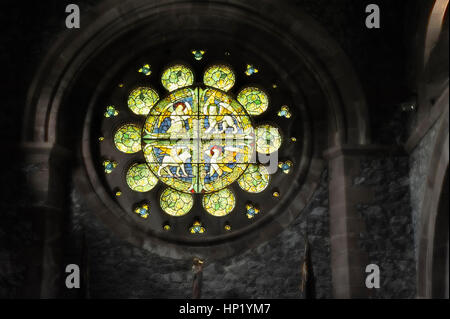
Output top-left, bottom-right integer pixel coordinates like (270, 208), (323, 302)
(356, 156), (416, 298)
(0, 160), (35, 298)
(409, 121), (440, 260)
(65, 171), (332, 299)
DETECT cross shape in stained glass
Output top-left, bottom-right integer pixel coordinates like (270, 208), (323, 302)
(142, 87), (256, 193)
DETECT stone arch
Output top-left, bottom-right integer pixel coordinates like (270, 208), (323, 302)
(417, 101), (449, 298)
(24, 0), (369, 146)
(22, 0), (370, 259)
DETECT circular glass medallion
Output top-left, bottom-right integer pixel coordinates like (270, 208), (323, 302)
(114, 124), (141, 153)
(202, 188), (235, 216)
(160, 188), (194, 216)
(238, 164), (270, 193)
(142, 87), (255, 193)
(126, 163), (158, 192)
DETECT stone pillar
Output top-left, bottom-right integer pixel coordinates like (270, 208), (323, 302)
(324, 145), (390, 298)
(19, 142), (71, 298)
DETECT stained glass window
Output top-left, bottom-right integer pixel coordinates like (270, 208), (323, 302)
(160, 188), (194, 216)
(278, 160), (293, 174)
(202, 188), (235, 216)
(245, 203), (260, 219)
(203, 65), (235, 91)
(114, 124), (141, 153)
(192, 50), (205, 60)
(103, 160), (117, 174)
(126, 163), (158, 192)
(190, 221), (205, 234)
(104, 105), (118, 118)
(277, 105), (291, 118)
(142, 87), (254, 193)
(139, 64), (151, 76)
(100, 58), (292, 232)
(245, 64), (258, 76)
(255, 124), (282, 154)
(128, 87), (159, 115)
(237, 87), (269, 116)
(238, 164), (270, 193)
(134, 203), (150, 218)
(161, 65), (194, 91)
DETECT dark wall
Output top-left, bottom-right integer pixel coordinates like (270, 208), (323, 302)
(65, 171), (331, 299)
(0, 0), (420, 298)
(356, 156), (416, 298)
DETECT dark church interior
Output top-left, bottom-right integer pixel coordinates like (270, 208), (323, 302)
(0, 0), (448, 301)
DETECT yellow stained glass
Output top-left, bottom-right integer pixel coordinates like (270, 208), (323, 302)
(203, 65), (235, 91)
(142, 87), (255, 194)
(128, 87), (159, 115)
(277, 105), (291, 118)
(160, 188), (193, 216)
(255, 124), (282, 154)
(126, 163), (158, 192)
(245, 64), (258, 76)
(238, 164), (270, 193)
(114, 124), (141, 153)
(190, 221), (205, 234)
(237, 87), (269, 116)
(161, 65), (194, 91)
(134, 203), (150, 218)
(278, 160), (293, 174)
(202, 188), (235, 216)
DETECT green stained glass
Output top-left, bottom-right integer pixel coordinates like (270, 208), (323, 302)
(192, 50), (205, 60)
(203, 65), (235, 91)
(139, 64), (151, 76)
(255, 124), (282, 154)
(128, 87), (159, 115)
(142, 87), (255, 194)
(202, 188), (235, 217)
(160, 188), (193, 216)
(134, 203), (150, 218)
(190, 221), (205, 234)
(277, 105), (291, 118)
(245, 203), (259, 219)
(237, 87), (269, 116)
(245, 64), (259, 76)
(114, 124), (141, 153)
(126, 163), (158, 192)
(103, 160), (117, 174)
(238, 164), (270, 193)
(278, 160), (293, 174)
(161, 65), (194, 91)
(104, 105), (118, 118)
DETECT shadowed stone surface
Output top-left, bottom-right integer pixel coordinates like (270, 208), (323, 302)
(0, 0), (425, 299)
(66, 171), (332, 299)
(356, 157), (416, 298)
(409, 121), (439, 259)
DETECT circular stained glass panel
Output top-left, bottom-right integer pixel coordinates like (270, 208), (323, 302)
(238, 164), (270, 193)
(202, 188), (235, 216)
(128, 87), (159, 115)
(161, 65), (194, 92)
(142, 87), (255, 193)
(126, 163), (158, 192)
(160, 188), (194, 216)
(203, 65), (235, 92)
(255, 124), (282, 154)
(114, 124), (141, 153)
(237, 87), (269, 116)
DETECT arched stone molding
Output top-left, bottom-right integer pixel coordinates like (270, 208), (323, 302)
(22, 0), (370, 262)
(24, 0), (369, 146)
(417, 100), (449, 298)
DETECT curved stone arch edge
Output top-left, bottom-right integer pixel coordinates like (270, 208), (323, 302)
(416, 102), (449, 298)
(23, 0), (370, 147)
